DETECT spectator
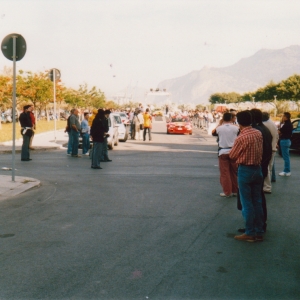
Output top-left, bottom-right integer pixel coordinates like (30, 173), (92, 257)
(135, 110), (144, 140)
(212, 112), (239, 197)
(81, 112), (90, 156)
(28, 105), (36, 150)
(229, 110), (264, 242)
(278, 112), (293, 176)
(69, 108), (81, 157)
(262, 112), (279, 193)
(143, 108), (152, 141)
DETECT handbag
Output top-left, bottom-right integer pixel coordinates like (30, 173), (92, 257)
(140, 124), (144, 130)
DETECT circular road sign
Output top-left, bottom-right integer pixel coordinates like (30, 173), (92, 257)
(49, 68), (61, 82)
(1, 33), (26, 61)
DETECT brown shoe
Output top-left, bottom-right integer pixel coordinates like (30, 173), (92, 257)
(234, 233), (256, 242)
(29, 147), (35, 150)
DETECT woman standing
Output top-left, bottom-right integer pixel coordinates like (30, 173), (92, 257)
(278, 112), (293, 176)
(143, 108), (152, 141)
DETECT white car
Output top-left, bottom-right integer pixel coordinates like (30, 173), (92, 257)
(112, 113), (128, 142)
(107, 114), (119, 149)
(118, 112), (130, 125)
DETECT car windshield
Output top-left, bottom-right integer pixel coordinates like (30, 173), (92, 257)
(119, 113), (127, 118)
(171, 117), (189, 122)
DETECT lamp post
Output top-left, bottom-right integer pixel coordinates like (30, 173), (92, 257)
(252, 97), (255, 107)
(274, 95), (277, 118)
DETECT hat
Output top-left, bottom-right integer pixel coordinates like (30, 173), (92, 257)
(104, 109), (111, 114)
(98, 108), (104, 114)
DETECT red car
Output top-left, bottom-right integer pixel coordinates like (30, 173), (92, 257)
(167, 116), (193, 135)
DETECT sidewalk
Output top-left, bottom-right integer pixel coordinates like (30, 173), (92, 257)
(0, 129), (68, 153)
(0, 129), (68, 201)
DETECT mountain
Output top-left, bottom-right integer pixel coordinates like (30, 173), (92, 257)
(157, 45), (300, 104)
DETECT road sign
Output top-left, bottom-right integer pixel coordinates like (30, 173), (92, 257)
(49, 69), (61, 82)
(1, 33), (26, 61)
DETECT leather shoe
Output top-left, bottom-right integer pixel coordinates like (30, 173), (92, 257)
(237, 228), (246, 233)
(91, 166), (102, 169)
(21, 158), (32, 161)
(234, 233), (256, 242)
(105, 159), (112, 162)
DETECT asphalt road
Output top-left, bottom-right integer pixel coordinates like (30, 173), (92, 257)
(0, 120), (300, 300)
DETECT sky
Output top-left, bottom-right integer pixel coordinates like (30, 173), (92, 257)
(1, 0), (300, 98)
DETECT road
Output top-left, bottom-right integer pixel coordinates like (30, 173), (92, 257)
(0, 119), (299, 299)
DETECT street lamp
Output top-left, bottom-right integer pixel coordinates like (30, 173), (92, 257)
(252, 97), (255, 107)
(274, 95), (277, 118)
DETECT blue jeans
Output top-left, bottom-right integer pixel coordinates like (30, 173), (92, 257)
(238, 165), (264, 236)
(91, 142), (103, 167)
(71, 130), (79, 156)
(280, 139), (291, 173)
(82, 133), (90, 154)
(67, 131), (73, 154)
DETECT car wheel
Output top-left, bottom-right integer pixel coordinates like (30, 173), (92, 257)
(121, 133), (128, 142)
(167, 130), (169, 134)
(189, 132), (192, 135)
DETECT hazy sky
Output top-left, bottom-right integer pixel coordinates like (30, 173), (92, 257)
(1, 0), (300, 97)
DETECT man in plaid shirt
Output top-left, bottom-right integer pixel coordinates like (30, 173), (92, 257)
(229, 110), (264, 242)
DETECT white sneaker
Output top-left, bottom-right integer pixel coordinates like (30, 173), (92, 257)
(279, 172), (291, 176)
(220, 193), (231, 197)
(84, 153), (90, 156)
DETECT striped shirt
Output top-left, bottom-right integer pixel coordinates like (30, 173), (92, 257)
(229, 127), (263, 165)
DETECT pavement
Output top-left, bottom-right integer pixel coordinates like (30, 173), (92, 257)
(0, 120), (300, 299)
(0, 129), (68, 201)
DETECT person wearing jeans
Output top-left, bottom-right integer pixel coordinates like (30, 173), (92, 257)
(81, 112), (90, 155)
(229, 110), (264, 242)
(278, 112), (293, 176)
(90, 109), (105, 169)
(69, 108), (81, 157)
(143, 108), (152, 141)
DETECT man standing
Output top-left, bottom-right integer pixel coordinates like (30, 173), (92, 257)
(101, 109), (112, 162)
(19, 105), (33, 161)
(262, 112), (279, 193)
(90, 109), (105, 169)
(143, 108), (152, 141)
(212, 112), (239, 197)
(69, 108), (81, 157)
(81, 112), (90, 156)
(229, 111), (264, 242)
(278, 112), (293, 176)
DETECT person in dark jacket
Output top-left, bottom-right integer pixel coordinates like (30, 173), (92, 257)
(101, 109), (112, 162)
(19, 105), (33, 161)
(90, 109), (105, 169)
(278, 112), (293, 176)
(250, 109), (272, 232)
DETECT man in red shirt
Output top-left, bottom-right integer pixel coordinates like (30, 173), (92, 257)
(229, 110), (264, 242)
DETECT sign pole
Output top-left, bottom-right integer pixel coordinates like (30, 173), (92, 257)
(12, 35), (17, 182)
(53, 71), (56, 142)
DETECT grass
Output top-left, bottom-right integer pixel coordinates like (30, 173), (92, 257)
(0, 120), (67, 143)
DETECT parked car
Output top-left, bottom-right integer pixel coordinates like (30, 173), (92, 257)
(107, 114), (119, 149)
(78, 114), (119, 150)
(166, 116), (193, 135)
(111, 113), (128, 142)
(290, 119), (300, 151)
(118, 112), (130, 126)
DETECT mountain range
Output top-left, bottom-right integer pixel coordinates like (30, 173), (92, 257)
(157, 45), (300, 104)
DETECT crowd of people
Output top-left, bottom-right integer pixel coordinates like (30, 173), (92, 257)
(211, 108), (293, 242)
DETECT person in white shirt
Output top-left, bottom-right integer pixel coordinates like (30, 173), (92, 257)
(212, 112), (239, 197)
(135, 110), (144, 140)
(262, 112), (279, 193)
